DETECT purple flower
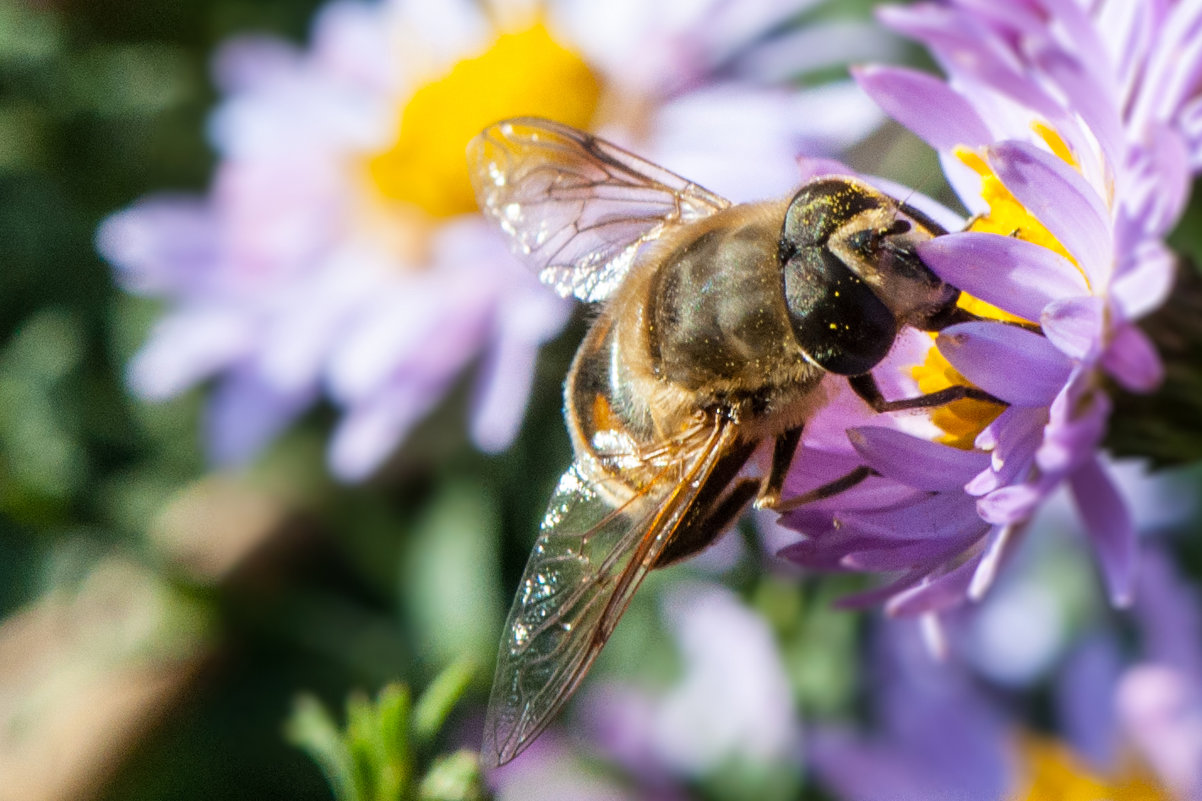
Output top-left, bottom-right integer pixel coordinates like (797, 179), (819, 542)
(812, 544), (1202, 801)
(780, 0), (1202, 613)
(98, 0), (891, 481)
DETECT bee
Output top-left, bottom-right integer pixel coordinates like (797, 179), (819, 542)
(468, 117), (999, 766)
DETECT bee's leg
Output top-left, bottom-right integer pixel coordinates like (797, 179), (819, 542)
(848, 372), (1004, 413)
(752, 426), (803, 510)
(652, 479), (761, 568)
(651, 438), (758, 569)
(769, 465), (878, 513)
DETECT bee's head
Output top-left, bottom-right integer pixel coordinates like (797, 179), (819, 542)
(778, 178), (960, 375)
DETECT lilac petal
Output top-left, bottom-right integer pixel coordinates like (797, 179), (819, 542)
(916, 232), (1086, 321)
(96, 198), (220, 295)
(853, 65), (991, 150)
(1112, 238), (1176, 320)
(885, 560), (977, 616)
(1056, 636), (1123, 770)
(842, 533), (979, 572)
(848, 426), (989, 491)
(1069, 456), (1135, 607)
(937, 322), (1073, 406)
(834, 569), (928, 610)
(1102, 322), (1164, 392)
(128, 309), (253, 399)
(206, 365), (315, 465)
(1036, 375), (1108, 475)
(1041, 296), (1104, 359)
(839, 492), (980, 542)
(987, 141), (1113, 285)
(328, 381), (442, 481)
(967, 524), (1020, 600)
(977, 484), (1041, 525)
(1028, 35), (1123, 172)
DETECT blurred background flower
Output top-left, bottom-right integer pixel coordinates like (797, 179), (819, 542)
(96, 0), (894, 481)
(5, 0), (1202, 799)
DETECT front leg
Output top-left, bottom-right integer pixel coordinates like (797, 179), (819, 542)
(753, 426), (803, 510)
(848, 373), (1004, 414)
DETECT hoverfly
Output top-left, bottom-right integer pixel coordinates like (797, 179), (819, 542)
(468, 117), (999, 766)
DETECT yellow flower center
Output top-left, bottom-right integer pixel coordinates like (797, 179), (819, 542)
(1011, 735), (1170, 801)
(366, 22), (601, 219)
(913, 123), (1081, 447)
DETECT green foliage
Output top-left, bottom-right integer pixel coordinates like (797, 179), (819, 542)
(285, 664), (486, 801)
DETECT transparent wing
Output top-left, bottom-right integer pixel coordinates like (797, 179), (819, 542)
(467, 116), (731, 303)
(482, 420), (736, 766)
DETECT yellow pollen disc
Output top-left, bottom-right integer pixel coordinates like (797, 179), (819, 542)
(910, 133), (1087, 447)
(911, 346), (1004, 449)
(1012, 735), (1170, 801)
(367, 23), (601, 219)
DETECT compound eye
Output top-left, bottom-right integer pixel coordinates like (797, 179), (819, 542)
(782, 248), (896, 375)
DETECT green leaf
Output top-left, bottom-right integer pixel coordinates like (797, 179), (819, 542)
(412, 660), (475, 746)
(285, 695), (360, 801)
(416, 750), (486, 801)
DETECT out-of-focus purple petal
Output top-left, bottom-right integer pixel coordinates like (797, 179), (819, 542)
(977, 484), (1043, 525)
(96, 198), (220, 296)
(1122, 123), (1191, 239)
(917, 232), (1086, 321)
(211, 35), (301, 94)
(1115, 664), (1202, 799)
(1112, 238), (1176, 320)
(327, 380), (443, 481)
(1069, 456), (1135, 607)
(833, 569), (929, 610)
(1035, 373), (1107, 475)
(853, 64), (991, 150)
(1027, 34), (1122, 172)
(1102, 322), (1164, 392)
(848, 426), (989, 491)
(987, 141), (1113, 284)
(1135, 549), (1202, 675)
(937, 322), (1073, 406)
(206, 365), (315, 465)
(128, 309), (254, 399)
(470, 336), (537, 454)
(1056, 636), (1123, 770)
(1041, 296), (1104, 359)
(967, 523), (1020, 600)
(885, 559), (978, 615)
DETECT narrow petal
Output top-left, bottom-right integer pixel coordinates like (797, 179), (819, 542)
(917, 232), (1087, 321)
(206, 366), (314, 465)
(967, 524), (1021, 600)
(937, 322), (1074, 406)
(987, 141), (1113, 285)
(853, 64), (991, 150)
(843, 532), (981, 572)
(977, 483), (1042, 525)
(1102, 322), (1164, 392)
(1111, 238), (1176, 320)
(848, 426), (990, 491)
(885, 560), (977, 615)
(1041, 296), (1104, 359)
(1069, 457), (1136, 607)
